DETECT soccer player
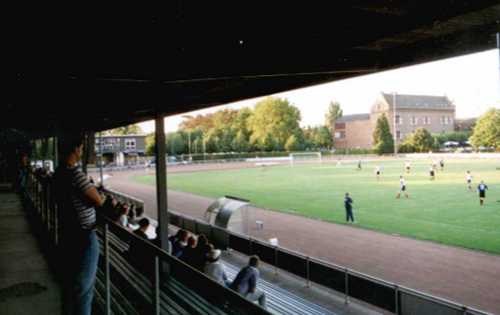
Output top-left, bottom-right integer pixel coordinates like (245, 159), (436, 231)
(466, 170), (473, 191)
(375, 165), (381, 181)
(439, 159), (445, 171)
(477, 181), (488, 206)
(405, 161), (411, 174)
(344, 192), (355, 223)
(396, 175), (409, 199)
(429, 165), (435, 180)
(357, 160), (362, 171)
(432, 160), (438, 172)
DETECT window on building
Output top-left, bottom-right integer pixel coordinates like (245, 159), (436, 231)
(396, 131), (402, 139)
(410, 116), (418, 125)
(334, 131), (346, 139)
(440, 116), (444, 125)
(395, 115), (402, 125)
(424, 116), (431, 125)
(125, 138), (136, 150)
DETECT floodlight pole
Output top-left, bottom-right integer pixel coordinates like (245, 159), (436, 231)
(393, 92), (398, 156)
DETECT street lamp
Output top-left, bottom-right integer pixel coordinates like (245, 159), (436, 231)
(393, 91), (398, 156)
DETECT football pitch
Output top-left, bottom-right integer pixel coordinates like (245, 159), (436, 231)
(133, 158), (500, 254)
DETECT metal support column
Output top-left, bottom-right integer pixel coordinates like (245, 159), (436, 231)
(104, 224), (111, 315)
(155, 115), (169, 255)
(99, 132), (104, 186)
(82, 132), (88, 174)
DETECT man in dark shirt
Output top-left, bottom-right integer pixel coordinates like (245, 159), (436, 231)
(230, 256), (266, 308)
(53, 133), (103, 315)
(344, 192), (355, 223)
(477, 181), (488, 206)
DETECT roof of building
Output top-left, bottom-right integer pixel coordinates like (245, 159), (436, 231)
(99, 134), (146, 138)
(3, 2), (497, 140)
(336, 114), (370, 122)
(381, 93), (455, 110)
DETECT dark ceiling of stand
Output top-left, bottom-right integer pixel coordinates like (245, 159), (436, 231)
(3, 1), (500, 138)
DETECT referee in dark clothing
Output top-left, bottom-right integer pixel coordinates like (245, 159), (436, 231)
(344, 193), (355, 223)
(54, 133), (104, 315)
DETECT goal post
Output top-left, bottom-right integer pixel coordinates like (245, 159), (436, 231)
(289, 152), (322, 166)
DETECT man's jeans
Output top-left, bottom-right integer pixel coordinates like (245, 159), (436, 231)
(246, 289), (267, 308)
(62, 230), (100, 315)
(346, 208), (354, 222)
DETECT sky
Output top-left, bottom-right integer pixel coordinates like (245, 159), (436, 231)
(138, 49), (500, 133)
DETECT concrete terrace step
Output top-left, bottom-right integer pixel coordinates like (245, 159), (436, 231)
(224, 263), (338, 315)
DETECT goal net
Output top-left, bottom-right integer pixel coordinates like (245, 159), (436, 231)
(289, 152), (322, 166)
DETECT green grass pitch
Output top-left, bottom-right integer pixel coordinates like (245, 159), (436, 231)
(133, 159), (500, 254)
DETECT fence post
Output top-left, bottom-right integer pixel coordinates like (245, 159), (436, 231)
(344, 268), (349, 305)
(274, 246), (279, 276)
(394, 285), (399, 315)
(153, 256), (160, 315)
(104, 224), (111, 315)
(306, 256), (310, 288)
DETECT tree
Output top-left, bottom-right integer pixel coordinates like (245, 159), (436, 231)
(248, 97), (302, 150)
(469, 108), (500, 149)
(104, 124), (143, 135)
(145, 133), (155, 156)
(232, 131), (250, 152)
(285, 135), (301, 151)
(325, 101), (343, 131)
(409, 128), (436, 152)
(372, 114), (394, 154)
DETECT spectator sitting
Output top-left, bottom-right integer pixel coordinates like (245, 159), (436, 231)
(169, 229), (189, 258)
(117, 205), (129, 229)
(230, 255), (267, 309)
(127, 204), (136, 222)
(153, 226), (172, 254)
(204, 249), (230, 287)
(192, 234), (211, 271)
(180, 236), (197, 265)
(134, 218), (150, 240)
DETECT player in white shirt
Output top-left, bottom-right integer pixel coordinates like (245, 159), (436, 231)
(466, 170), (473, 191)
(396, 175), (409, 199)
(405, 161), (411, 174)
(429, 165), (435, 180)
(375, 165), (381, 181)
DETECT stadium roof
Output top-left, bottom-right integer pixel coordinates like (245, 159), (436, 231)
(381, 93), (455, 110)
(3, 2), (499, 139)
(336, 114), (371, 123)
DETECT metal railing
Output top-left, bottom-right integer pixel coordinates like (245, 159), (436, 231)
(24, 172), (272, 315)
(164, 209), (495, 315)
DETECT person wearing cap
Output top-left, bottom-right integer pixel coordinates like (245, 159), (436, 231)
(204, 248), (230, 287)
(230, 255), (267, 308)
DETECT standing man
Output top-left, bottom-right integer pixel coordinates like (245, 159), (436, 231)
(53, 133), (104, 315)
(477, 180), (488, 206)
(357, 160), (362, 171)
(405, 161), (411, 174)
(396, 175), (409, 199)
(374, 165), (381, 181)
(429, 165), (436, 180)
(466, 170), (473, 191)
(344, 192), (355, 223)
(439, 159), (445, 171)
(230, 256), (267, 309)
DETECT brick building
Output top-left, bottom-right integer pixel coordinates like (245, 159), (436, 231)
(334, 93), (456, 149)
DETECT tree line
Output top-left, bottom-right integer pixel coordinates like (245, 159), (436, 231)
(145, 97), (342, 155)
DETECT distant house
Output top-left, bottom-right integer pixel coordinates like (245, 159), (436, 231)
(334, 93), (456, 149)
(95, 135), (146, 165)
